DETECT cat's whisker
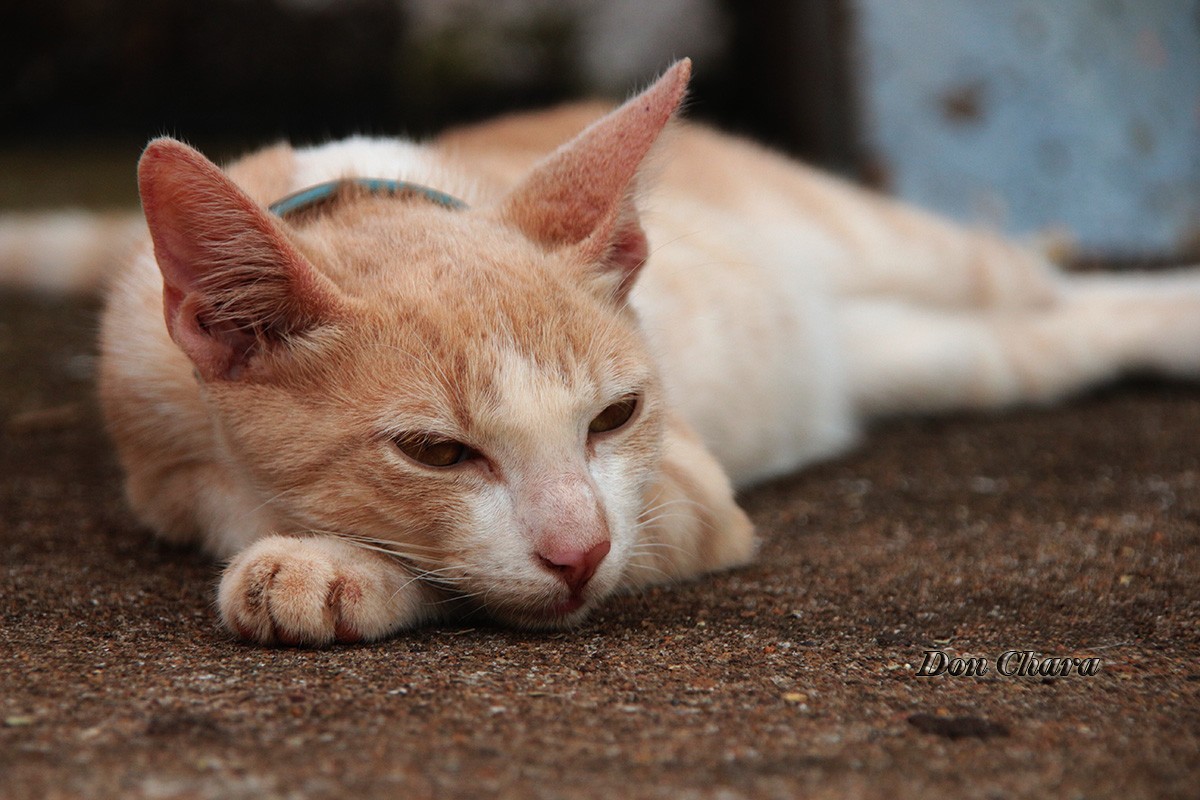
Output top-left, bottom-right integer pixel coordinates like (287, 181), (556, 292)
(427, 587), (484, 606)
(628, 540), (693, 556)
(633, 510), (691, 527)
(638, 497), (706, 521)
(389, 562), (475, 599)
(643, 229), (704, 261)
(238, 487), (296, 521)
(641, 495), (705, 512)
(384, 564), (480, 607)
(625, 551), (687, 577)
(639, 506), (721, 535)
(290, 528), (455, 575)
(293, 524), (445, 556)
(635, 510), (698, 531)
(325, 529), (444, 555)
(625, 561), (675, 583)
(403, 564), (470, 583)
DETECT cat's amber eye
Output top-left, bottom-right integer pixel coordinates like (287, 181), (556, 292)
(588, 395), (639, 435)
(393, 434), (473, 468)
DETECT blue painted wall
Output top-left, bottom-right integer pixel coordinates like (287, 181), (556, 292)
(856, 0), (1200, 253)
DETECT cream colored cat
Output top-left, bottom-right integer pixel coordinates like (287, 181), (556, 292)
(10, 60), (1200, 645)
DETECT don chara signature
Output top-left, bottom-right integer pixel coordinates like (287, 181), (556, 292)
(915, 649), (1102, 678)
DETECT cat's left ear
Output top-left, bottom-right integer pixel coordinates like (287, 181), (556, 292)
(499, 59), (691, 301)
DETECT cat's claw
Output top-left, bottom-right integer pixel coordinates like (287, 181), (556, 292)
(218, 535), (405, 646)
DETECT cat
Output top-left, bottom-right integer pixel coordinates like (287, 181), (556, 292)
(7, 59), (1200, 646)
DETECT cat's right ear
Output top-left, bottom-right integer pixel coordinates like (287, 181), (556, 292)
(138, 138), (344, 382)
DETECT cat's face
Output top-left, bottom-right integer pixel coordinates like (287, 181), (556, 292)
(137, 59), (691, 627)
(202, 203), (666, 627)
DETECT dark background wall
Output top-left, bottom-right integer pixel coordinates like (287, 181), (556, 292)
(2, 1), (856, 167)
(3, 0), (1196, 258)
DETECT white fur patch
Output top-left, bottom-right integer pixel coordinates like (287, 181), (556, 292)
(289, 137), (475, 202)
(0, 212), (143, 291)
(451, 347), (640, 615)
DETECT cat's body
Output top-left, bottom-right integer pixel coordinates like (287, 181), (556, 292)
(13, 61), (1200, 645)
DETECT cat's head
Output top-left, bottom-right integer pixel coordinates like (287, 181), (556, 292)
(135, 61), (692, 628)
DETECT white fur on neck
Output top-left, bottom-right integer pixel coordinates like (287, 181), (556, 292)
(289, 136), (476, 206)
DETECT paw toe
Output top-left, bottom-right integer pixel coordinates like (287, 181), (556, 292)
(218, 537), (404, 646)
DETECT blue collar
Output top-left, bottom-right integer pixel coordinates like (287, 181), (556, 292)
(269, 178), (467, 218)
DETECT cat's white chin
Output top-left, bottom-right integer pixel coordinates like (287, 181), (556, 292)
(486, 594), (598, 631)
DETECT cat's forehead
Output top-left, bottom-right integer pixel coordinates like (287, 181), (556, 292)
(296, 200), (650, 399)
(292, 199), (549, 294)
(290, 199), (626, 342)
(362, 279), (644, 395)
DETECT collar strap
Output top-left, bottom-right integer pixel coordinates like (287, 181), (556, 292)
(268, 178), (468, 218)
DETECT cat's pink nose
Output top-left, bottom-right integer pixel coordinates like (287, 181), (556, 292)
(537, 541), (611, 593)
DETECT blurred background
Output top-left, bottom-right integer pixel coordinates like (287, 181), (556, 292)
(2, 0), (1197, 261)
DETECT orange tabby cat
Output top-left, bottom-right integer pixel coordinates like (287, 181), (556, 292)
(14, 60), (1200, 645)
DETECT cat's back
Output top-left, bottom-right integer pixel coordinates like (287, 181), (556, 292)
(434, 101), (870, 232)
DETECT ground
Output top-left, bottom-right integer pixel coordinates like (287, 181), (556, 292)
(2, 289), (1198, 799)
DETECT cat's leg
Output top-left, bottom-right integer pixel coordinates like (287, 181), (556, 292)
(828, 224), (1065, 311)
(219, 535), (449, 646)
(126, 460), (447, 645)
(621, 415), (756, 590)
(839, 268), (1200, 416)
(123, 461), (284, 558)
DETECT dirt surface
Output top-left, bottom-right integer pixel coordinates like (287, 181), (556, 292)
(2, 289), (1199, 799)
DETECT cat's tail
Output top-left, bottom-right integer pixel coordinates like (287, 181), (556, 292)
(0, 210), (144, 293)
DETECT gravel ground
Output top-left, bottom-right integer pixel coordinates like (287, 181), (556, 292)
(2, 289), (1199, 799)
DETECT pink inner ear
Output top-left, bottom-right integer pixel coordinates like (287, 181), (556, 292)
(585, 213), (649, 300)
(138, 138), (337, 381)
(500, 60), (691, 290)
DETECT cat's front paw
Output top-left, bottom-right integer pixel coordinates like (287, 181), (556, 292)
(218, 535), (414, 646)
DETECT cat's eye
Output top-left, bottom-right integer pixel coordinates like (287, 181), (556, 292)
(588, 394), (639, 435)
(393, 434), (474, 468)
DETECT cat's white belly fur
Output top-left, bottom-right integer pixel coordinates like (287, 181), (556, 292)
(632, 199), (858, 486)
